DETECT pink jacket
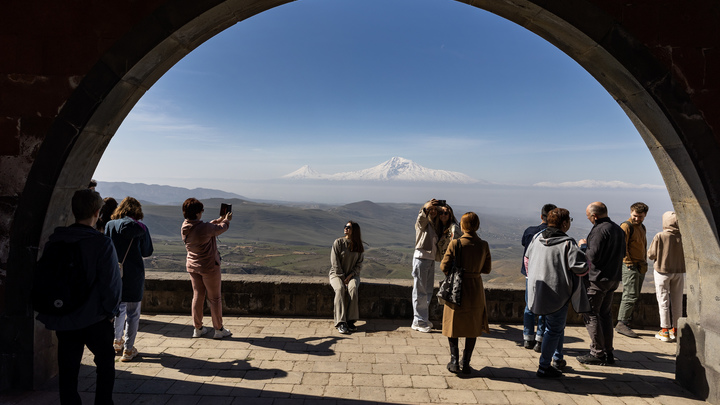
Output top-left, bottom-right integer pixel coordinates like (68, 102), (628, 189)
(181, 218), (229, 273)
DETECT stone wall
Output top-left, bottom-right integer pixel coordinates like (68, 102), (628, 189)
(144, 272), (676, 328)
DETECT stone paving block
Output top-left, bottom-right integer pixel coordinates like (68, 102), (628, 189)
(358, 385), (386, 402)
(383, 374), (413, 388)
(353, 373), (384, 386)
(271, 370), (303, 384)
(128, 393), (173, 404)
(536, 391), (576, 404)
(351, 362), (374, 374)
(291, 384), (326, 396)
(196, 381), (236, 396)
(429, 387), (478, 403)
(401, 363), (430, 375)
(327, 373), (353, 386)
(483, 378), (527, 391)
(392, 345), (418, 354)
(407, 354), (438, 364)
(385, 387), (431, 403)
(472, 390), (511, 404)
(312, 361), (348, 373)
(371, 362), (403, 375)
(166, 394), (202, 405)
(412, 375), (448, 389)
(362, 344), (395, 354)
(339, 352), (376, 363)
(134, 378), (175, 394)
(324, 385), (360, 399)
(503, 390), (544, 404)
(373, 353), (406, 364)
(165, 380), (201, 395)
(258, 383), (294, 397)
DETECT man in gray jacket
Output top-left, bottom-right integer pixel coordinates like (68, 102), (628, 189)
(411, 199), (442, 332)
(36, 189), (122, 404)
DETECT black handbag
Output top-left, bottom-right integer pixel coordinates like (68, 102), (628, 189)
(437, 241), (464, 306)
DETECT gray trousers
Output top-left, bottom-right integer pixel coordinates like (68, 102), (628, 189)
(330, 274), (359, 326)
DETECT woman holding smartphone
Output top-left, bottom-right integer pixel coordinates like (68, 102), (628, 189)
(181, 198), (233, 339)
(330, 221), (364, 334)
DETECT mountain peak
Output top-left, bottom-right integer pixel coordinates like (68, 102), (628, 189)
(281, 157), (481, 183)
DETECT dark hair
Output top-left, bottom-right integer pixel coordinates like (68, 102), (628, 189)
(541, 203), (557, 220)
(460, 212), (480, 234)
(547, 208), (571, 228)
(96, 197), (118, 231)
(631, 202), (649, 214)
(347, 221), (365, 253)
(71, 189), (103, 221)
(112, 196), (143, 220)
(88, 179), (97, 188)
(436, 204), (458, 235)
(183, 198), (204, 220)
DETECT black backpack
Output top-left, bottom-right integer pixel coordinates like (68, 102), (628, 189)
(32, 240), (92, 316)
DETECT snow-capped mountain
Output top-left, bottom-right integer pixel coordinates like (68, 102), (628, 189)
(282, 165), (327, 179)
(282, 157), (480, 183)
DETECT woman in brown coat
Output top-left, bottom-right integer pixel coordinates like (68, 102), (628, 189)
(441, 212), (492, 374)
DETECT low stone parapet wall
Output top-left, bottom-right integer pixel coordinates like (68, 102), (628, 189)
(143, 272), (677, 327)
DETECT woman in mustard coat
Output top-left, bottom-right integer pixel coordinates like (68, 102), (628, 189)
(441, 212), (492, 374)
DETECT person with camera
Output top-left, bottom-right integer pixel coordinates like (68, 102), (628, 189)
(411, 198), (445, 333)
(181, 198), (233, 339)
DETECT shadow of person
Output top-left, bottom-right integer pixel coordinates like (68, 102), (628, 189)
(136, 352), (288, 379)
(237, 335), (350, 357)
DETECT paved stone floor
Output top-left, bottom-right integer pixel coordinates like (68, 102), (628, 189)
(2, 315), (707, 404)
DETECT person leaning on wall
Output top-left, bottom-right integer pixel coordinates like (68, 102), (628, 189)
(329, 220), (364, 334)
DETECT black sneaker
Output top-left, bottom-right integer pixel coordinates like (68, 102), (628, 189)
(533, 341), (542, 353)
(537, 365), (562, 378)
(552, 359), (567, 370)
(523, 340), (535, 349)
(577, 353), (605, 365)
(347, 321), (357, 333)
(337, 322), (350, 334)
(605, 351), (615, 365)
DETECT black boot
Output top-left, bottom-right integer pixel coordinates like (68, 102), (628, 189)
(461, 338), (476, 375)
(447, 338), (460, 373)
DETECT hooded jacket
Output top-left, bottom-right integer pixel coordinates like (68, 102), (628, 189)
(647, 211), (686, 274)
(105, 217), (153, 302)
(36, 224), (122, 331)
(181, 218), (229, 273)
(525, 227), (588, 315)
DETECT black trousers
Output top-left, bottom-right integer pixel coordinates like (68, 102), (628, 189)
(582, 279), (619, 358)
(56, 318), (115, 405)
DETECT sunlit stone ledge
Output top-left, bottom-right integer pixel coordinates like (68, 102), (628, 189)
(143, 272), (677, 327)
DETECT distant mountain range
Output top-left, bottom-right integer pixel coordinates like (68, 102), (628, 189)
(282, 157), (482, 184)
(95, 182), (246, 205)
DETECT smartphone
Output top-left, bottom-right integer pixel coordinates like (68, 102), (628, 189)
(220, 203), (232, 216)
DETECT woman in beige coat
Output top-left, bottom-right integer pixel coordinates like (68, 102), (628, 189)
(441, 212), (492, 374)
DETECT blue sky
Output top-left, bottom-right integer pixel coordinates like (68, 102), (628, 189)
(94, 0), (671, 216)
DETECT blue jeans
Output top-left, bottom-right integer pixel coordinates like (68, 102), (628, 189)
(114, 301), (142, 350)
(539, 302), (569, 369)
(412, 257), (435, 327)
(524, 278), (546, 342)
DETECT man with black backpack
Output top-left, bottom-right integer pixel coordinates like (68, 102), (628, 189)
(615, 202), (649, 338)
(34, 189), (121, 405)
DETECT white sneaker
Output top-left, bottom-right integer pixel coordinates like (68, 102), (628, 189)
(192, 326), (208, 338)
(120, 347), (138, 362)
(113, 339), (124, 353)
(411, 324), (432, 333)
(213, 327), (232, 339)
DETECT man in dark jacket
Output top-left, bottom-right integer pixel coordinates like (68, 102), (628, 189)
(577, 201), (626, 365)
(520, 203), (556, 351)
(36, 189), (122, 404)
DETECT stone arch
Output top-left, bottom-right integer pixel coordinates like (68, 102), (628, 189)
(4, 0), (718, 400)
